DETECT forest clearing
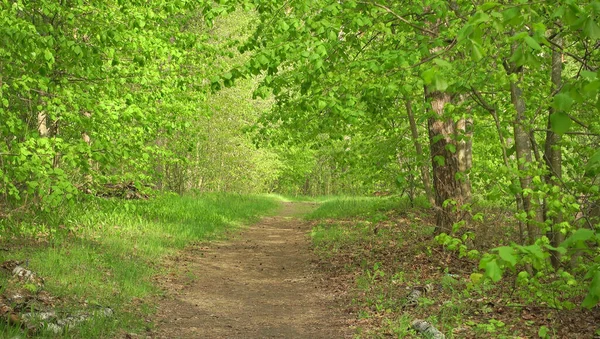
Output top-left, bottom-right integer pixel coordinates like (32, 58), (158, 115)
(1, 0), (599, 338)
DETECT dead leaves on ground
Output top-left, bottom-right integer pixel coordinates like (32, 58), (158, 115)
(310, 208), (600, 338)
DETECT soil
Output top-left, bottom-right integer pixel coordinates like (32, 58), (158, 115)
(152, 202), (352, 339)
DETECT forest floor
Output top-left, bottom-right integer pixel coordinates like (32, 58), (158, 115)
(152, 202), (352, 338)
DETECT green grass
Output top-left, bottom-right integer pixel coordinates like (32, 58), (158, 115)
(0, 192), (278, 338)
(265, 193), (340, 203)
(305, 195), (430, 220)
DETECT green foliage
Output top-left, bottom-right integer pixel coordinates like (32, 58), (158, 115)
(0, 1), (280, 213)
(2, 0), (600, 333)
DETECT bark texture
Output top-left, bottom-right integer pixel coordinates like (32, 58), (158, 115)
(509, 68), (537, 245)
(426, 89), (470, 233)
(544, 35), (563, 267)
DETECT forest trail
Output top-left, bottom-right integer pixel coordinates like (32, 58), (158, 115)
(152, 202), (351, 338)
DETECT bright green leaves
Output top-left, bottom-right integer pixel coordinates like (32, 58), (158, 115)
(523, 36), (542, 51)
(502, 6), (523, 27)
(496, 246), (517, 266)
(553, 93), (574, 112)
(479, 246), (517, 282)
(549, 93), (575, 135)
(585, 148), (600, 177)
(583, 270), (600, 308)
(0, 0), (226, 207)
(257, 54), (269, 66)
(583, 16), (600, 40)
(549, 112), (572, 136)
(479, 256), (502, 282)
(43, 49), (53, 62)
(315, 44), (328, 57)
(422, 67), (449, 92)
(561, 228), (596, 248)
(469, 41), (484, 61)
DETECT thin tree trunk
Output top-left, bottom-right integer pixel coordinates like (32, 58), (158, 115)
(508, 61), (537, 245)
(471, 88), (526, 245)
(544, 35), (563, 268)
(82, 111), (93, 186)
(405, 98), (435, 206)
(37, 112), (49, 137)
(455, 106), (473, 201)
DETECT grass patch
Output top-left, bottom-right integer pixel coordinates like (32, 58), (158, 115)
(0, 193), (278, 338)
(306, 195), (429, 220)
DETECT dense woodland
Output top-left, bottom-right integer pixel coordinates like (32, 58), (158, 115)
(1, 0), (600, 337)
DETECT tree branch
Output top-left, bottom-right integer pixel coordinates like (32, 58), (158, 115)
(359, 1), (436, 36)
(533, 129), (600, 137)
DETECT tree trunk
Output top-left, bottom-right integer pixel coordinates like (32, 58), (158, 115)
(455, 105), (473, 201)
(508, 64), (537, 245)
(472, 88), (527, 245)
(544, 35), (563, 267)
(37, 112), (49, 137)
(82, 111), (93, 186)
(405, 98), (435, 206)
(426, 89), (468, 233)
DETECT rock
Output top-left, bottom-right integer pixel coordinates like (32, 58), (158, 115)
(411, 319), (445, 339)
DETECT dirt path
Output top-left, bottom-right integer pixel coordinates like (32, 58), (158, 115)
(152, 202), (351, 338)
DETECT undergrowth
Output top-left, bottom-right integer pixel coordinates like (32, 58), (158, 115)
(0, 193), (278, 338)
(309, 196), (600, 338)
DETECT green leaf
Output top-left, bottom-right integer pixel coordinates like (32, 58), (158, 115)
(549, 112), (571, 135)
(561, 228), (595, 248)
(553, 93), (574, 111)
(421, 68), (436, 85)
(585, 148), (600, 177)
(316, 44), (328, 56)
(496, 246), (517, 266)
(509, 45), (525, 66)
(433, 74), (449, 91)
(434, 58), (452, 69)
(470, 41), (484, 61)
(44, 49), (53, 61)
(396, 175), (406, 186)
(480, 2), (500, 11)
(584, 17), (600, 40)
(584, 80), (600, 94)
(434, 155), (445, 166)
(524, 36), (542, 50)
(258, 54), (269, 65)
(582, 271), (600, 308)
(328, 30), (337, 41)
(485, 259), (502, 282)
(445, 144), (456, 153)
(520, 244), (545, 260)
